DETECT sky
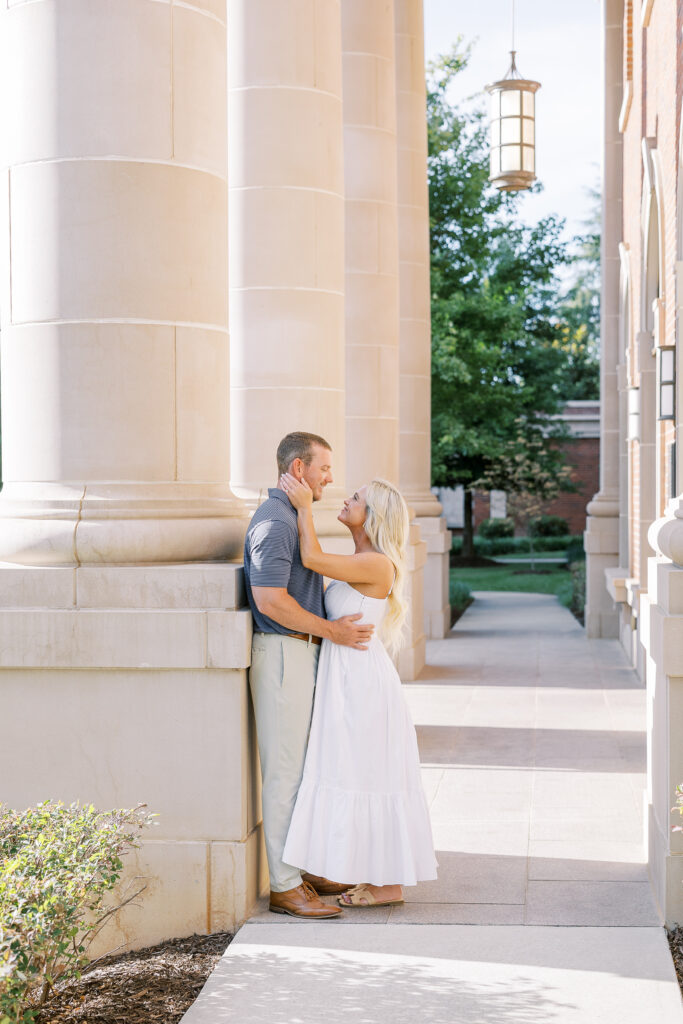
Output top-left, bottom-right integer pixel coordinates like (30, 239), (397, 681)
(423, 0), (603, 246)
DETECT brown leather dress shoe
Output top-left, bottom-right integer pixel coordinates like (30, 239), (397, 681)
(302, 872), (355, 896)
(269, 881), (343, 918)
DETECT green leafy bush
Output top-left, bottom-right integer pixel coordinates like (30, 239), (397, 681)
(672, 784), (683, 834)
(565, 537), (586, 563)
(449, 579), (473, 613)
(530, 515), (570, 538)
(478, 517), (514, 539)
(452, 534), (578, 557)
(0, 801), (154, 1024)
(568, 561), (586, 620)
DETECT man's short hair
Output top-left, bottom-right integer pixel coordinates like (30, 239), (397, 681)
(277, 432), (332, 476)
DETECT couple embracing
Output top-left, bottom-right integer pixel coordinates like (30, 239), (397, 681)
(243, 431), (437, 918)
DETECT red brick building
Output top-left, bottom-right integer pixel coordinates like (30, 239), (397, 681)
(470, 402), (600, 536)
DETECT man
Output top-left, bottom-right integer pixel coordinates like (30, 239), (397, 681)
(244, 431), (373, 918)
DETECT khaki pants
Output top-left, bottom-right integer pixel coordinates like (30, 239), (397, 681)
(249, 632), (319, 893)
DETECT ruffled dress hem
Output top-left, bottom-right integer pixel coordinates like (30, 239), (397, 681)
(283, 775), (438, 887)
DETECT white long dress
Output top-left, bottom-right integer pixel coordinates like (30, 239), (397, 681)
(283, 580), (438, 886)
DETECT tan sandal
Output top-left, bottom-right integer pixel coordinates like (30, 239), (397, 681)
(337, 884), (404, 908)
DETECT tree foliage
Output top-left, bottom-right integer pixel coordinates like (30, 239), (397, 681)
(429, 46), (599, 508)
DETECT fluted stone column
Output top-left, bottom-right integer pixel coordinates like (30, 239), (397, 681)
(342, 0), (426, 678)
(585, 0), (622, 637)
(0, 0), (246, 566)
(228, 0), (348, 539)
(395, 0), (450, 639)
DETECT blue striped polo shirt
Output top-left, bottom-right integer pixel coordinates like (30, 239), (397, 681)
(243, 488), (325, 634)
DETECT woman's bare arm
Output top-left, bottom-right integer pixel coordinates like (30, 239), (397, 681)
(296, 506), (391, 585)
(280, 474), (393, 588)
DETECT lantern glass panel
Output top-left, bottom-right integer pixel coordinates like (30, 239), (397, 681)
(522, 90), (535, 116)
(523, 118), (535, 144)
(501, 145), (521, 172)
(627, 388), (640, 440)
(660, 382), (675, 419)
(661, 348), (675, 381)
(501, 89), (521, 116)
(491, 120), (500, 147)
(501, 118), (521, 144)
(489, 90), (500, 119)
(523, 145), (535, 172)
(490, 148), (501, 176)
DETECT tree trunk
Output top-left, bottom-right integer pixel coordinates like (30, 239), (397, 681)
(462, 489), (474, 559)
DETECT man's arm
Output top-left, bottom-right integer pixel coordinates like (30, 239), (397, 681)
(252, 586), (374, 650)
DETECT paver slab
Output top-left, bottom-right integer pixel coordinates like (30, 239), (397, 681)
(181, 924), (683, 1024)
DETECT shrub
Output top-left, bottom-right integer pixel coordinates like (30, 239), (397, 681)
(0, 801), (154, 1024)
(565, 537), (586, 563)
(453, 534), (579, 558)
(530, 515), (570, 538)
(478, 517), (515, 539)
(449, 579), (473, 612)
(569, 561), (586, 620)
(672, 784), (683, 834)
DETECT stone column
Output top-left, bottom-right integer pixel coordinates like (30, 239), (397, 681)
(584, 0), (622, 638)
(342, 0), (426, 678)
(0, 0), (262, 951)
(0, 0), (246, 566)
(394, 0), (450, 639)
(640, 509), (683, 924)
(227, 0), (348, 540)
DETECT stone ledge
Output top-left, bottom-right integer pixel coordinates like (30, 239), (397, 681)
(0, 607), (252, 669)
(75, 563), (246, 610)
(604, 567), (629, 603)
(0, 563), (76, 607)
(0, 561), (246, 610)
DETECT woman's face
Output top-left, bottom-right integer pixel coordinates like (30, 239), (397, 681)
(338, 485), (368, 528)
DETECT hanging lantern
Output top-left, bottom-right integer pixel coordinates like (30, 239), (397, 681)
(486, 2), (540, 193)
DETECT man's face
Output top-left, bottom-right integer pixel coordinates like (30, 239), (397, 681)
(294, 445), (333, 502)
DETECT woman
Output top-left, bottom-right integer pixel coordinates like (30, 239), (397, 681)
(280, 474), (437, 908)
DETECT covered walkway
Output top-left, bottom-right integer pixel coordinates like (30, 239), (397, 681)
(182, 592), (683, 1022)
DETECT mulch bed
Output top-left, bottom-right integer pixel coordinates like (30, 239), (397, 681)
(35, 932), (233, 1024)
(449, 554), (499, 568)
(668, 927), (683, 996)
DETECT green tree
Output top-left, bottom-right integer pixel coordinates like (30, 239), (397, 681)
(550, 189), (601, 399)
(429, 45), (580, 554)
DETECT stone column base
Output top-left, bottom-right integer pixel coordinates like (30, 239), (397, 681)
(0, 562), (266, 953)
(584, 504), (620, 638)
(416, 514), (451, 639)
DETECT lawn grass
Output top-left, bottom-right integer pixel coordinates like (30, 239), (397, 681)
(450, 564), (574, 608)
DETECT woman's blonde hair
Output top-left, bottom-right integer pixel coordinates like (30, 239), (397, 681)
(363, 479), (410, 653)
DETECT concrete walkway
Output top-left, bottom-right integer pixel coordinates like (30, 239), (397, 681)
(182, 592), (683, 1023)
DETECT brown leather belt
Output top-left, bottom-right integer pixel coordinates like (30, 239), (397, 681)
(255, 630), (322, 646)
(284, 631), (322, 646)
